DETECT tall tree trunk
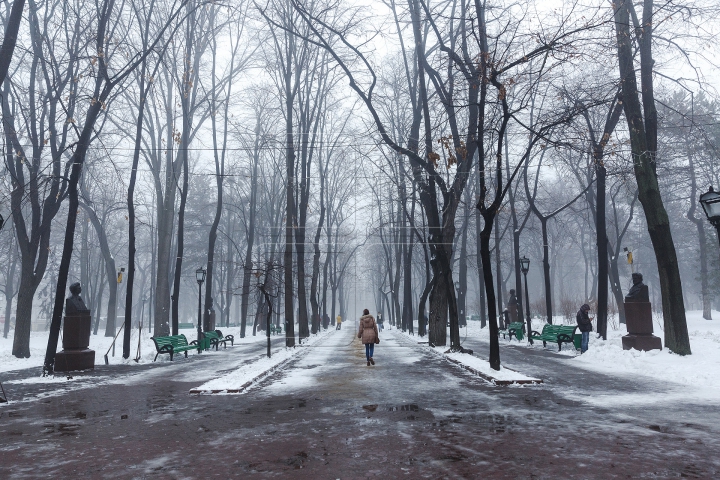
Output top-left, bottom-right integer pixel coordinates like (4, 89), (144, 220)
(402, 182), (415, 334)
(124, 57), (149, 340)
(80, 213), (89, 301)
(204, 16), (234, 333)
(595, 162), (609, 338)
(171, 138), (189, 335)
(687, 144), (711, 320)
(0, 0), (26, 87)
(614, 0), (690, 354)
(541, 219), (553, 324)
(224, 214), (234, 328)
(3, 252), (17, 339)
(154, 85), (178, 336)
(475, 180), (486, 327)
(457, 202), (469, 327)
(240, 129), (260, 337)
(284, 63), (296, 348)
(480, 220), (500, 370)
(309, 153), (326, 334)
(494, 214), (503, 320)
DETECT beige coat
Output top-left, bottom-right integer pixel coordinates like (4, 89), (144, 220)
(358, 315), (378, 344)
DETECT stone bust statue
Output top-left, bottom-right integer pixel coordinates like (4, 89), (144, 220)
(624, 273), (649, 303)
(65, 282), (90, 315)
(507, 289), (518, 307)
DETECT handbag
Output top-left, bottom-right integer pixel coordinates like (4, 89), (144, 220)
(374, 334), (380, 344)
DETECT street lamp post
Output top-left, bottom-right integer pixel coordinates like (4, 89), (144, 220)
(700, 186), (720, 251)
(196, 267), (206, 353)
(520, 256), (531, 340)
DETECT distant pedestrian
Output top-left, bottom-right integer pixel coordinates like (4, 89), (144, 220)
(576, 304), (593, 353)
(377, 312), (384, 331)
(322, 313), (330, 330)
(336, 316), (342, 330)
(358, 309), (379, 366)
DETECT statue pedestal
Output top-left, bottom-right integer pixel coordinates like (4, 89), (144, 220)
(55, 312), (95, 372)
(622, 302), (662, 352)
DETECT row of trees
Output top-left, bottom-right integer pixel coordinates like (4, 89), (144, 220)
(1, 0), (719, 372)
(279, 0), (719, 367)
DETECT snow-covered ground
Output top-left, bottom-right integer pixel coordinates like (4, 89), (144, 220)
(398, 310), (720, 397)
(393, 327), (541, 384)
(191, 329), (334, 393)
(571, 310), (720, 401)
(0, 325), (278, 373)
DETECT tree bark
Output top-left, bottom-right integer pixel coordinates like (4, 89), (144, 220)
(3, 251), (17, 339)
(0, 0), (25, 87)
(614, 0), (690, 354)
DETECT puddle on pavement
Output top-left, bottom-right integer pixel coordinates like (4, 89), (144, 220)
(362, 404), (419, 412)
(42, 423), (81, 436)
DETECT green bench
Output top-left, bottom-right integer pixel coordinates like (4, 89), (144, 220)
(151, 334), (198, 361)
(203, 330), (235, 350)
(498, 321), (525, 341)
(529, 324), (578, 351)
(178, 322), (194, 329)
(269, 324), (283, 335)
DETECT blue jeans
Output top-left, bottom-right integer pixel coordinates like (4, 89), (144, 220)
(581, 331), (589, 353)
(365, 343), (374, 360)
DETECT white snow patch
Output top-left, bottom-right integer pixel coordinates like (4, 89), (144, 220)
(436, 347), (541, 383)
(191, 330), (333, 393)
(393, 328), (540, 383)
(570, 310), (720, 398)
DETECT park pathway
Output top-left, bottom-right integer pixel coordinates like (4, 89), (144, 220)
(0, 325), (718, 478)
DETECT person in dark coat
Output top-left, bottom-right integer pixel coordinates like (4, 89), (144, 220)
(576, 304), (593, 353)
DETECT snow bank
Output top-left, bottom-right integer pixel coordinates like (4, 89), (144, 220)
(0, 325), (269, 374)
(392, 328), (541, 385)
(438, 348), (542, 385)
(190, 329), (333, 394)
(571, 310), (720, 396)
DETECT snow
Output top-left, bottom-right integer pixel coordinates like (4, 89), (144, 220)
(393, 327), (540, 384)
(190, 329), (334, 394)
(0, 325), (272, 373)
(394, 311), (720, 390)
(571, 310), (720, 397)
(437, 348), (541, 383)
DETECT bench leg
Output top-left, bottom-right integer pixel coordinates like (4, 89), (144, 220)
(153, 352), (159, 362)
(543, 341), (546, 348)
(169, 352), (174, 361)
(558, 342), (562, 352)
(184, 351), (188, 358)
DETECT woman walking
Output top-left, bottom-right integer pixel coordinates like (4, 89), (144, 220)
(358, 309), (379, 366)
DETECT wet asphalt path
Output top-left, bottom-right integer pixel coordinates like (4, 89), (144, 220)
(0, 326), (718, 478)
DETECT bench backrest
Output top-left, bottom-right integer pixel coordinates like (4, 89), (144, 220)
(152, 334), (189, 349)
(540, 324), (576, 336)
(203, 331), (221, 340)
(508, 322), (524, 330)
